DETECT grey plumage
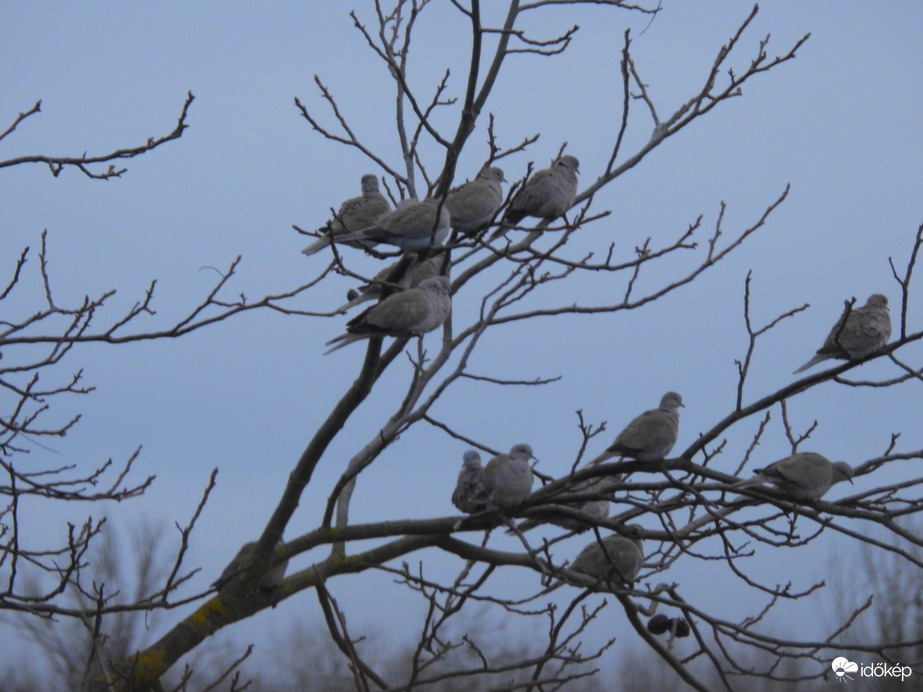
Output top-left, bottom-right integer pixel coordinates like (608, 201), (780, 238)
(307, 198), (451, 256)
(302, 174), (392, 255)
(502, 155), (580, 225)
(745, 452), (854, 501)
(339, 252), (445, 312)
(794, 293), (891, 373)
(445, 166), (505, 236)
(214, 540), (288, 592)
(480, 443), (535, 511)
(515, 473), (616, 533)
(570, 527), (644, 588)
(549, 475), (612, 531)
(596, 392), (684, 463)
(452, 450), (486, 514)
(325, 276), (452, 354)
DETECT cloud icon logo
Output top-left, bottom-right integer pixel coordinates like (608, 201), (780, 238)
(832, 657), (859, 681)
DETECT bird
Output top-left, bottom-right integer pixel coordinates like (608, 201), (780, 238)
(304, 198), (451, 256)
(793, 293), (891, 373)
(338, 252), (445, 312)
(452, 450), (487, 514)
(554, 475), (613, 530)
(740, 452), (854, 502)
(501, 155), (580, 225)
(479, 443), (535, 511)
(213, 540), (288, 592)
(301, 174), (392, 255)
(593, 392), (684, 464)
(569, 527), (644, 588)
(514, 473), (616, 533)
(444, 166), (505, 236)
(324, 276), (452, 354)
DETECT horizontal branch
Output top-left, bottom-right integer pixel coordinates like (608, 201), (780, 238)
(0, 92), (194, 179)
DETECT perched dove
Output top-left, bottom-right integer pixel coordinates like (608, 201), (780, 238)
(452, 450), (487, 514)
(515, 474), (615, 533)
(480, 443), (535, 511)
(301, 174), (392, 255)
(444, 166), (505, 236)
(793, 293), (891, 373)
(213, 540), (288, 592)
(570, 527), (643, 587)
(502, 155), (580, 225)
(339, 252), (445, 312)
(324, 276), (451, 354)
(305, 198), (451, 256)
(551, 476), (612, 530)
(594, 392), (684, 463)
(742, 452), (854, 501)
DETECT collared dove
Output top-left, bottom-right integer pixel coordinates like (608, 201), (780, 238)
(445, 166), (505, 236)
(794, 293), (891, 373)
(551, 475), (611, 531)
(594, 392), (684, 463)
(452, 450), (487, 514)
(480, 443), (535, 511)
(514, 473), (615, 533)
(339, 252), (446, 312)
(305, 198), (451, 256)
(570, 527), (643, 587)
(324, 276), (451, 354)
(302, 174), (392, 255)
(742, 452), (854, 501)
(213, 540), (288, 592)
(502, 155), (580, 225)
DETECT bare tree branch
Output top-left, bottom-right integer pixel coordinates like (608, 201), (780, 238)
(0, 92), (194, 179)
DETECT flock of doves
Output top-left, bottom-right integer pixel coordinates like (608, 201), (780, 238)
(444, 283), (888, 595)
(303, 156), (579, 353)
(215, 159), (893, 621)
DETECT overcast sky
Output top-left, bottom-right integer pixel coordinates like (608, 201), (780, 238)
(2, 1), (923, 683)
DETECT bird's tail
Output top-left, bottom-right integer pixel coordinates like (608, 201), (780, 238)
(730, 475), (766, 490)
(792, 353), (826, 374)
(302, 235), (332, 256)
(323, 333), (357, 355)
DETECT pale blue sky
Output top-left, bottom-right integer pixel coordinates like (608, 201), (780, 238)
(2, 1), (922, 682)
